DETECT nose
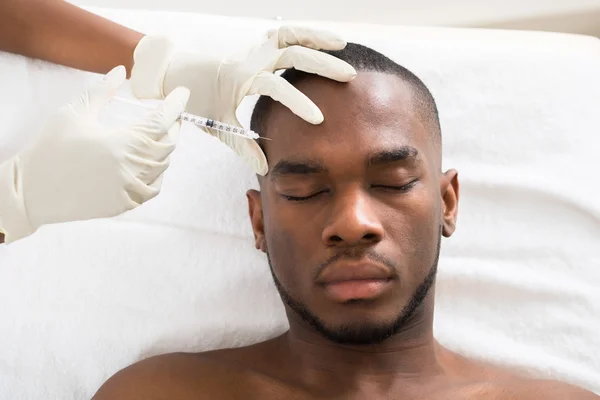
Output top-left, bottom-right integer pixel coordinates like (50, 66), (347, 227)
(322, 189), (384, 247)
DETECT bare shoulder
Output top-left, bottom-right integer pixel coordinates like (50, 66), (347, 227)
(454, 378), (598, 400)
(91, 350), (254, 400)
(512, 379), (599, 400)
(448, 352), (598, 399)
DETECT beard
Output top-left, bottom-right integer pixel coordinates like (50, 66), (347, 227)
(267, 233), (441, 346)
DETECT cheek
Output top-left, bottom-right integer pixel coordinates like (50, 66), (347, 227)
(263, 203), (320, 289)
(384, 188), (441, 269)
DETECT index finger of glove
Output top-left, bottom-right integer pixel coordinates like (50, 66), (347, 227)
(273, 26), (347, 51)
(275, 45), (356, 82)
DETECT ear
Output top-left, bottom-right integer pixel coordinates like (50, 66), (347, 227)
(440, 169), (459, 238)
(247, 189), (267, 252)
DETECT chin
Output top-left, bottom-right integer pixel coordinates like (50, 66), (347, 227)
(318, 292), (411, 320)
(324, 308), (403, 329)
(303, 300), (408, 343)
(315, 317), (404, 346)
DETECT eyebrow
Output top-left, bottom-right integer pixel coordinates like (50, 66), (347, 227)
(270, 160), (327, 178)
(368, 146), (421, 166)
(269, 146), (421, 178)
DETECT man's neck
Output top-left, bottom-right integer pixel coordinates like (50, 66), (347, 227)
(279, 299), (453, 388)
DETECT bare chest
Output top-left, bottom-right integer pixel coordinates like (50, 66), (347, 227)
(184, 374), (513, 400)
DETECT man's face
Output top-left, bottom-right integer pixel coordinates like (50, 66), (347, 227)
(247, 72), (459, 345)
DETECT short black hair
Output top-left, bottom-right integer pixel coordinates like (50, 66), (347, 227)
(250, 42), (441, 146)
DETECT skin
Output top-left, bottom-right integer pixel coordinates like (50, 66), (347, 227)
(92, 72), (598, 399)
(0, 0), (145, 244)
(0, 0), (144, 77)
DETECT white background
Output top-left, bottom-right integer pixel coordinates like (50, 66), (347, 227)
(69, 0), (600, 36)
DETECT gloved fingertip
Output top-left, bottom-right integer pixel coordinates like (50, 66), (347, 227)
(238, 139), (268, 175)
(157, 86), (190, 126)
(105, 65), (126, 79)
(294, 98), (324, 124)
(312, 28), (348, 50)
(165, 86), (191, 112)
(343, 65), (358, 81)
(246, 153), (267, 176)
(255, 161), (269, 176)
(329, 38), (348, 51)
(306, 109), (324, 125)
(103, 65), (127, 88)
(79, 66), (126, 113)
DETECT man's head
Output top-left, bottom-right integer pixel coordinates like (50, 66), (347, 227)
(246, 43), (459, 346)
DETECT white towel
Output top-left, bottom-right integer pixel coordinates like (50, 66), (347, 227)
(0, 8), (599, 399)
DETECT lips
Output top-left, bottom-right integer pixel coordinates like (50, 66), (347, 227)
(317, 261), (394, 302)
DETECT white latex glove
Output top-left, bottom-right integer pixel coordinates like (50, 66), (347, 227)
(130, 26), (357, 175)
(0, 66), (190, 243)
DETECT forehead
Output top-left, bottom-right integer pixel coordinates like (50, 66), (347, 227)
(262, 72), (433, 167)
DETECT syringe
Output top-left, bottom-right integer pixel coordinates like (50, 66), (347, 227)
(112, 96), (261, 140)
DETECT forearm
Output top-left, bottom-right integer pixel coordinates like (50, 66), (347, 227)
(0, 0), (144, 76)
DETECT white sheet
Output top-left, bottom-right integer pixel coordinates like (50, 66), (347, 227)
(1, 8), (599, 399)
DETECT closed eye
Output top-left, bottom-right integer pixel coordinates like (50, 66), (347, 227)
(281, 191), (327, 202)
(373, 180), (418, 192)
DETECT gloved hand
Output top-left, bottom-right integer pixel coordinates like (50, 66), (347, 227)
(0, 66), (190, 243)
(130, 26), (357, 175)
